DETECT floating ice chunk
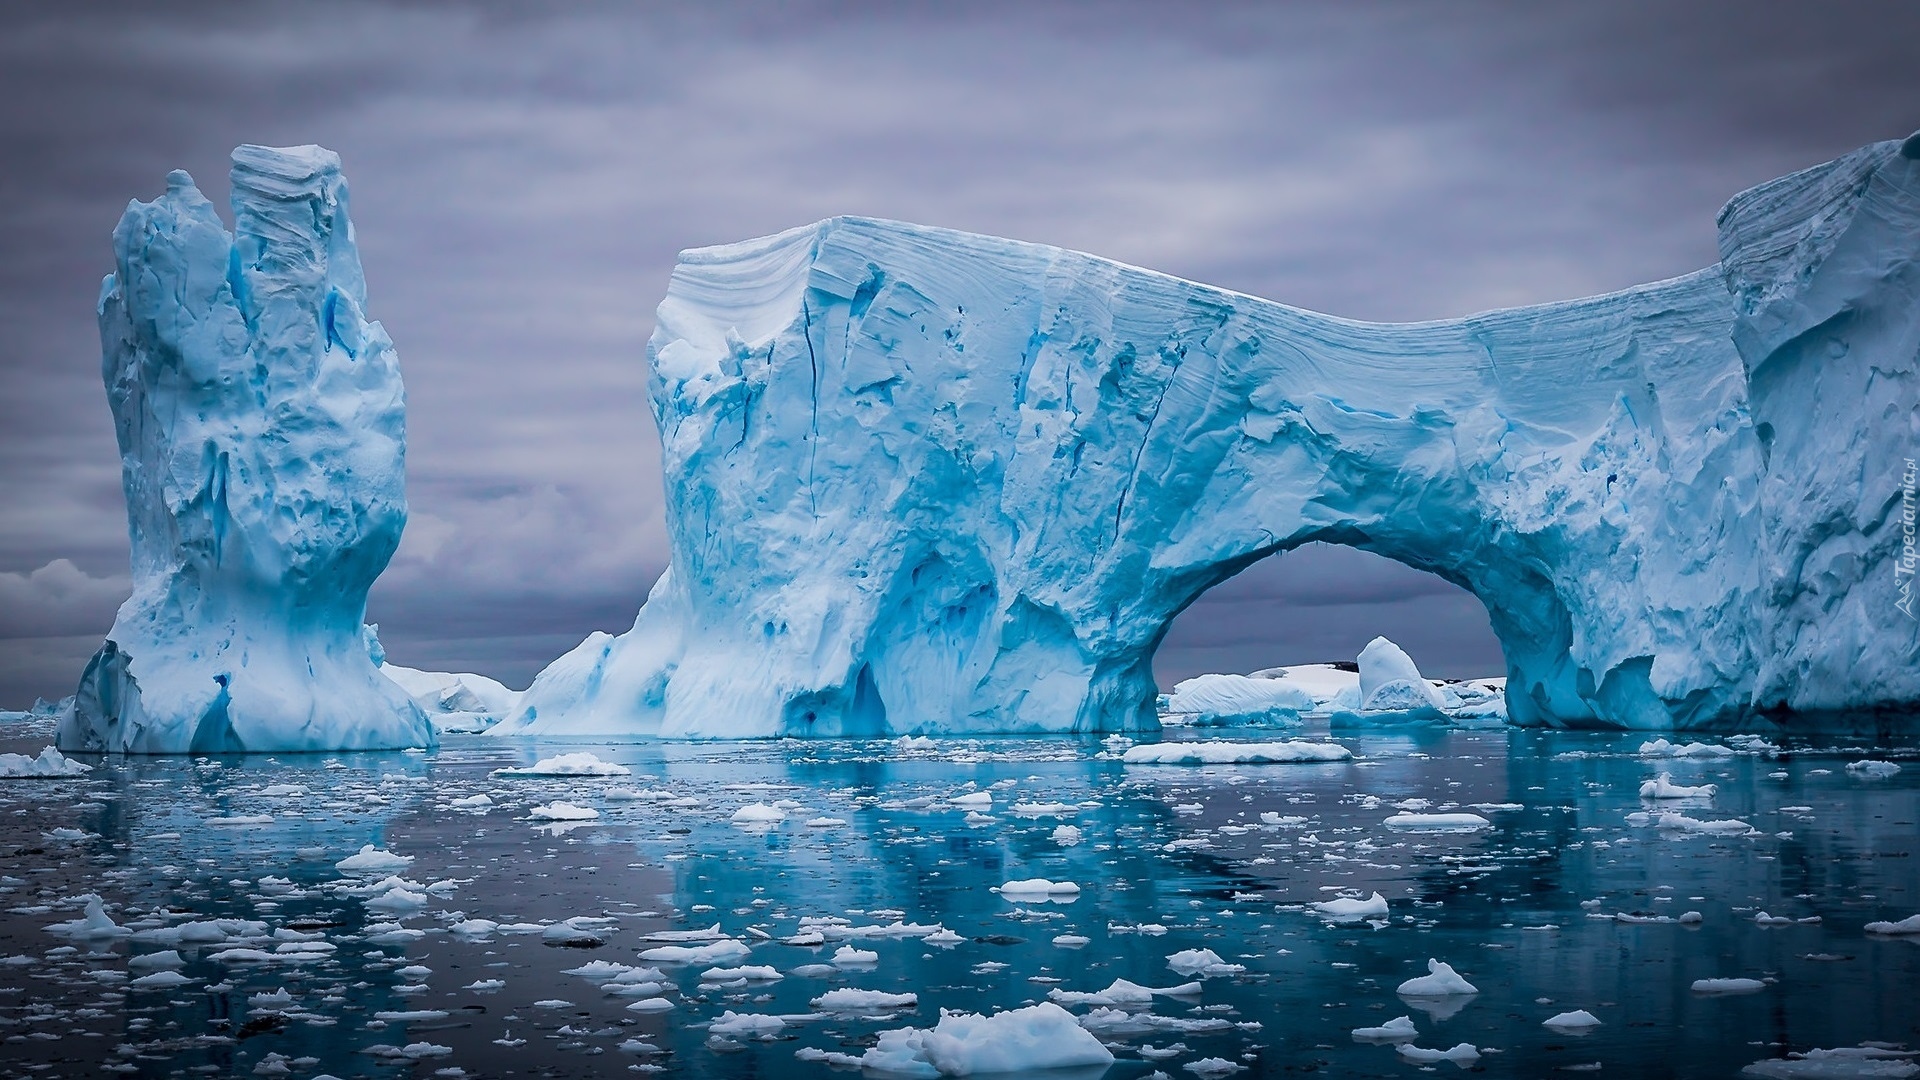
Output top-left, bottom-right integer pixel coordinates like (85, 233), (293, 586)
(529, 802), (599, 821)
(948, 791), (993, 809)
(856, 1002), (1111, 1075)
(542, 919), (610, 947)
(1640, 773), (1717, 799)
(627, 997), (676, 1013)
(1052, 934), (1090, 947)
(1185, 1060), (1246, 1078)
(1741, 1045), (1920, 1078)
(336, 845), (414, 873)
(1398, 1043), (1481, 1066)
(1543, 1010), (1602, 1031)
(1653, 812), (1754, 835)
(1051, 825), (1083, 846)
(924, 928), (965, 946)
(1313, 892), (1390, 919)
(127, 950), (184, 971)
(732, 802), (788, 825)
(1639, 739), (1736, 759)
(450, 794), (494, 809)
(811, 988), (918, 1010)
(1122, 741), (1353, 765)
(1693, 977), (1767, 994)
(1865, 914), (1920, 935)
(833, 945), (878, 966)
(1397, 959), (1478, 997)
(702, 965), (782, 982)
(642, 923), (732, 943)
(249, 988), (296, 1009)
(45, 896), (130, 938)
(710, 1011), (785, 1038)
(1166, 948), (1245, 977)
(1009, 801), (1077, 816)
(364, 887), (430, 914)
(464, 979), (504, 991)
(1162, 673), (1312, 724)
(640, 940), (752, 964)
(1383, 812), (1491, 831)
(995, 879), (1080, 902)
(1847, 760), (1902, 779)
(0, 747), (92, 778)
(1351, 1015), (1419, 1042)
(1047, 978), (1201, 1006)
(1357, 638), (1447, 712)
(494, 753), (630, 777)
(805, 817), (847, 828)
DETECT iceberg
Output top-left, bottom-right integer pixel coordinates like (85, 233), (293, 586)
(503, 134), (1920, 736)
(58, 145), (431, 754)
(1160, 672), (1313, 724)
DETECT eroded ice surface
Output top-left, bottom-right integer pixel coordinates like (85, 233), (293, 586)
(0, 720), (1914, 1077)
(509, 137), (1920, 739)
(59, 145), (430, 754)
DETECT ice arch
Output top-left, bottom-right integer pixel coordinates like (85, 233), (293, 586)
(501, 135), (1920, 737)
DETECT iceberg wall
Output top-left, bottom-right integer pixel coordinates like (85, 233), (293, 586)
(58, 145), (433, 753)
(502, 135), (1920, 737)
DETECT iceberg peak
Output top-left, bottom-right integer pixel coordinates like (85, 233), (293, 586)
(59, 144), (431, 754)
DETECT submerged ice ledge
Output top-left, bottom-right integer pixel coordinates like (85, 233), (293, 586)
(504, 134), (1920, 739)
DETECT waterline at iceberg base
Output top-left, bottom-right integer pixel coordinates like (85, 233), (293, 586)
(506, 135), (1920, 739)
(1, 721), (1914, 1077)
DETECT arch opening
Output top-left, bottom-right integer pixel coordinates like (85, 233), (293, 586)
(1152, 540), (1504, 698)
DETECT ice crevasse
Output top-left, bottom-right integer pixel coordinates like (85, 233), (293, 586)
(58, 146), (432, 753)
(502, 134), (1920, 738)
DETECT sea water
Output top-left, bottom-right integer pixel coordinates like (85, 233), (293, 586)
(0, 720), (1914, 1078)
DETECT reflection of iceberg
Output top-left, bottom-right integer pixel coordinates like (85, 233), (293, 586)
(60, 145), (429, 754)
(511, 136), (1920, 737)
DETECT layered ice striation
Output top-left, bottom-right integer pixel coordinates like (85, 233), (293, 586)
(58, 145), (432, 753)
(506, 136), (1920, 737)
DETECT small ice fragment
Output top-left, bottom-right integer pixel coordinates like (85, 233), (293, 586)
(528, 802), (599, 821)
(1166, 948), (1245, 977)
(709, 1011), (785, 1037)
(1543, 1009), (1602, 1030)
(1847, 760), (1901, 779)
(996, 878), (1080, 901)
(1313, 892), (1389, 919)
(1397, 959), (1478, 996)
(1351, 1015), (1418, 1042)
(1639, 773), (1717, 799)
(1398, 1043), (1481, 1065)
(1692, 977), (1767, 994)
(1865, 914), (1920, 935)
(731, 802), (787, 824)
(810, 988), (918, 1010)
(336, 845), (413, 873)
(494, 752), (630, 777)
(833, 945), (878, 966)
(1383, 812), (1491, 830)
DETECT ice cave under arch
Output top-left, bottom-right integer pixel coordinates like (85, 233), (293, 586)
(502, 135), (1920, 738)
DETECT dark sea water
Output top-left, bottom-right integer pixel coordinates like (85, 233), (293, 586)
(0, 719), (1914, 1079)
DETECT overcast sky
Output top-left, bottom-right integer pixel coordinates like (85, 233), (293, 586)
(2, 1), (1915, 706)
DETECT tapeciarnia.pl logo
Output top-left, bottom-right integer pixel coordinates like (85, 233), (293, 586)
(1898, 457), (1917, 619)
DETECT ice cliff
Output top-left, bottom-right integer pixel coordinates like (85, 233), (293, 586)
(58, 146), (432, 753)
(513, 133), (1917, 737)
